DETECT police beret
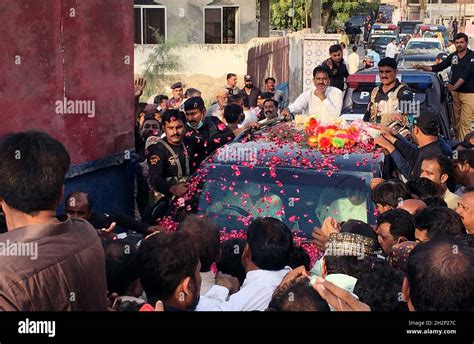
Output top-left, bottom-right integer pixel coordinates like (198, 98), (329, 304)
(183, 96), (205, 111)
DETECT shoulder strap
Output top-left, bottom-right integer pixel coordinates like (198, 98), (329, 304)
(205, 116), (218, 138)
(158, 139), (190, 179)
(390, 83), (407, 99)
(370, 86), (379, 103)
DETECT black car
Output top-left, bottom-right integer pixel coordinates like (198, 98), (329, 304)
(344, 15), (366, 41)
(164, 121), (383, 239)
(397, 20), (422, 39)
(342, 69), (454, 139)
(367, 34), (398, 58)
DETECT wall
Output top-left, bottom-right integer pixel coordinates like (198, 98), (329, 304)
(0, 0), (135, 165)
(1, 0), (135, 214)
(135, 43), (248, 102)
(155, 0), (257, 44)
(247, 37), (289, 91)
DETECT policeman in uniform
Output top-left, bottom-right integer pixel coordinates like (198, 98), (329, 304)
(183, 96), (235, 153)
(184, 96), (258, 153)
(364, 57), (414, 131)
(146, 109), (209, 219)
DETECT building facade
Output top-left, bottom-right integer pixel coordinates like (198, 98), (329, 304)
(134, 0), (258, 44)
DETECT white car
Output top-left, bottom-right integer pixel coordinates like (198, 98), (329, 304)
(404, 38), (443, 52)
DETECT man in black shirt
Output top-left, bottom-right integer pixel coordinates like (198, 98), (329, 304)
(184, 96), (258, 152)
(374, 109), (452, 179)
(239, 74), (261, 108)
(415, 33), (474, 140)
(184, 96), (235, 153)
(147, 110), (208, 204)
(323, 44), (349, 91)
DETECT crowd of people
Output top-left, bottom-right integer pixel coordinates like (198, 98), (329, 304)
(1, 15), (474, 313)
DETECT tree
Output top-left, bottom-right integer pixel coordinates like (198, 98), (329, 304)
(268, 0), (378, 33)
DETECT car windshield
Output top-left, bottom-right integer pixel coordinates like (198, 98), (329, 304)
(399, 23), (419, 34)
(196, 164), (373, 238)
(406, 41), (442, 50)
(350, 17), (364, 26)
(369, 36), (395, 44)
(397, 58), (436, 69)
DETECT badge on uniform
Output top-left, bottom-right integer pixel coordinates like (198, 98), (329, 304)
(168, 156), (177, 166)
(149, 155), (160, 165)
(402, 90), (411, 95)
(452, 56), (458, 65)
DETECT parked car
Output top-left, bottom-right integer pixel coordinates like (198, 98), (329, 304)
(414, 24), (449, 47)
(367, 34), (398, 58)
(369, 24), (400, 41)
(164, 121), (383, 238)
(342, 69), (454, 140)
(396, 52), (439, 69)
(403, 38), (443, 52)
(344, 15), (366, 41)
(397, 20), (422, 40)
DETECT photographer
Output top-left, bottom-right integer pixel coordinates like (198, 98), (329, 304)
(374, 109), (452, 179)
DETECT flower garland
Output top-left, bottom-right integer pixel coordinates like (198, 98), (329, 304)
(298, 115), (381, 154)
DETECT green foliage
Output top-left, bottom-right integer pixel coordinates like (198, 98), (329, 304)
(268, 0), (379, 31)
(270, 0), (311, 30)
(142, 33), (182, 99)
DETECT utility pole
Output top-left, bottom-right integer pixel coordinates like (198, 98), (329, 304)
(420, 0), (426, 22)
(258, 0), (270, 37)
(311, 0), (322, 33)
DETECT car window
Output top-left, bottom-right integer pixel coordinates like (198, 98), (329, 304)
(406, 41), (442, 50)
(196, 165), (373, 238)
(398, 58), (436, 69)
(369, 36), (395, 44)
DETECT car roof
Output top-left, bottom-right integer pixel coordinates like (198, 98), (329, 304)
(369, 35), (396, 39)
(213, 122), (383, 173)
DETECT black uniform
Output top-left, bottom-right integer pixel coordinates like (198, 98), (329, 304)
(147, 136), (206, 200)
(185, 116), (235, 154)
(363, 79), (414, 124)
(431, 49), (474, 93)
(239, 87), (261, 108)
(323, 58), (349, 91)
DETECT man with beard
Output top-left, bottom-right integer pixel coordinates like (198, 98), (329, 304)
(281, 65), (343, 117)
(323, 44), (349, 92)
(239, 74), (261, 108)
(135, 114), (162, 161)
(364, 57), (413, 127)
(261, 98), (279, 122)
(416, 33), (474, 140)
